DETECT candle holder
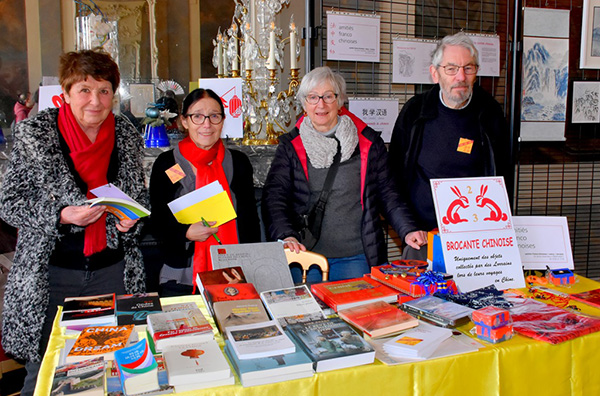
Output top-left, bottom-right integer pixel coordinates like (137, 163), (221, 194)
(213, 0), (301, 145)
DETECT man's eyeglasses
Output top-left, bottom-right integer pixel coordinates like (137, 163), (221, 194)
(438, 64), (479, 76)
(305, 92), (338, 105)
(185, 113), (224, 125)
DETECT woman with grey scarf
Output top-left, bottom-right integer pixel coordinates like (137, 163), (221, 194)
(262, 66), (426, 283)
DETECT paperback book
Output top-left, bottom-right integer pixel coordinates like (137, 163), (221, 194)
(51, 357), (105, 396)
(400, 295), (474, 328)
(225, 320), (296, 360)
(162, 340), (233, 392)
(66, 325), (136, 364)
(89, 183), (150, 221)
(212, 299), (270, 333)
(116, 293), (163, 329)
(310, 276), (399, 312)
(114, 339), (159, 396)
(287, 317), (375, 372)
(106, 355), (173, 396)
(382, 321), (453, 359)
(146, 308), (213, 352)
(260, 285), (326, 328)
(224, 335), (314, 387)
(338, 301), (419, 338)
(60, 293), (116, 327)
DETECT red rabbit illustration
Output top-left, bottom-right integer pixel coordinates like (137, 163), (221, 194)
(442, 186), (469, 225)
(476, 185), (508, 222)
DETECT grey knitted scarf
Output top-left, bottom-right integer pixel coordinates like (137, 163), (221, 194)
(299, 114), (359, 168)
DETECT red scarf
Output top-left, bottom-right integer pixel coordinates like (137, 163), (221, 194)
(178, 137), (239, 279)
(58, 103), (115, 256)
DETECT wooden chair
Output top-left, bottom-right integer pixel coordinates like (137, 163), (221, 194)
(284, 248), (329, 283)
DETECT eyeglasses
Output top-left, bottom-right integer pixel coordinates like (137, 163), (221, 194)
(305, 92), (338, 105)
(438, 64), (479, 76)
(185, 113), (224, 125)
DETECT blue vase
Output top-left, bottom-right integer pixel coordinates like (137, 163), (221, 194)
(144, 124), (169, 148)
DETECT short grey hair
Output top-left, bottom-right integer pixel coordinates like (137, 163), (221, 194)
(431, 32), (479, 67)
(296, 66), (347, 108)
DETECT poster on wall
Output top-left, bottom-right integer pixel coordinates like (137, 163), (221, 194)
(520, 8), (570, 142)
(198, 78), (244, 139)
(467, 34), (500, 77)
(572, 81), (600, 123)
(326, 11), (380, 62)
(580, 0), (600, 68)
(38, 85), (64, 112)
(348, 98), (398, 143)
(391, 39), (436, 84)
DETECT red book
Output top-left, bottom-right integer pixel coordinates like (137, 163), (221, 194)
(310, 276), (399, 312)
(204, 283), (260, 305)
(569, 288), (600, 309)
(338, 301), (419, 338)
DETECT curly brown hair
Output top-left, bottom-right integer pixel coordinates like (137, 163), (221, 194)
(59, 49), (120, 94)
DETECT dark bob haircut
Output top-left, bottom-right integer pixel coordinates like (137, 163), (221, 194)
(181, 88), (225, 117)
(59, 49), (120, 94)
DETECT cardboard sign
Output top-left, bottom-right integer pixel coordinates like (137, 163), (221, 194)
(513, 216), (574, 270)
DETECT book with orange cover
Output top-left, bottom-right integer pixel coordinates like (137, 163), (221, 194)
(310, 276), (399, 312)
(66, 324), (136, 364)
(338, 301), (419, 338)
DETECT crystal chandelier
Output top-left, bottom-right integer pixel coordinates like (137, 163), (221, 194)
(213, 0), (301, 144)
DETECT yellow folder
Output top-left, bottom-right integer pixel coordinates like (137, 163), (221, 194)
(172, 190), (237, 225)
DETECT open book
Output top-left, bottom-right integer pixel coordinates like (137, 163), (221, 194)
(88, 183), (150, 221)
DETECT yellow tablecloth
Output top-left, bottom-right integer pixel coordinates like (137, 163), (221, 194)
(37, 276), (600, 396)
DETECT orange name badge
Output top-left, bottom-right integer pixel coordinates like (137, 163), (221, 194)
(165, 163), (186, 183)
(457, 138), (474, 154)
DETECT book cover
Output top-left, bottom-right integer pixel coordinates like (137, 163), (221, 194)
(51, 357), (105, 396)
(260, 285), (326, 327)
(146, 309), (213, 351)
(60, 293), (116, 327)
(569, 288), (600, 309)
(114, 339), (159, 396)
(116, 293), (163, 328)
(209, 242), (295, 293)
(225, 320), (296, 360)
(89, 183), (150, 221)
(196, 266), (246, 292)
(223, 334), (314, 387)
(204, 283), (260, 305)
(161, 302), (200, 313)
(382, 322), (453, 359)
(286, 317), (375, 372)
(338, 301), (419, 338)
(106, 355), (174, 396)
(167, 180), (236, 226)
(400, 296), (474, 328)
(162, 340), (231, 386)
(212, 299), (270, 332)
(66, 325), (136, 364)
(310, 277), (399, 312)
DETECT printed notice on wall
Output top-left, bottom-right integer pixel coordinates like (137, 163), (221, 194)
(348, 98), (398, 142)
(467, 34), (500, 77)
(512, 216), (574, 270)
(392, 39), (436, 84)
(431, 177), (525, 292)
(326, 11), (380, 62)
(198, 78), (244, 138)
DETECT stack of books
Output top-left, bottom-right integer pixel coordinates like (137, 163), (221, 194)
(338, 301), (419, 338)
(400, 295), (474, 328)
(260, 285), (326, 328)
(116, 293), (163, 331)
(60, 293), (117, 332)
(382, 322), (453, 359)
(310, 276), (399, 312)
(114, 339), (159, 396)
(225, 320), (296, 360)
(51, 357), (106, 396)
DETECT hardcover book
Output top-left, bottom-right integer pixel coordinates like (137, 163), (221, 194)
(114, 339), (159, 396)
(338, 301), (419, 338)
(260, 285), (326, 327)
(382, 321), (454, 359)
(51, 357), (105, 396)
(60, 293), (116, 327)
(196, 266), (247, 292)
(66, 325), (136, 364)
(223, 335), (314, 387)
(212, 299), (270, 333)
(286, 317), (375, 372)
(146, 308), (213, 352)
(162, 340), (232, 391)
(204, 283), (261, 305)
(225, 320), (296, 360)
(310, 276), (399, 312)
(400, 296), (474, 328)
(116, 293), (163, 329)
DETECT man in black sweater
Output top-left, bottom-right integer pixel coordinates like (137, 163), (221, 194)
(389, 32), (509, 260)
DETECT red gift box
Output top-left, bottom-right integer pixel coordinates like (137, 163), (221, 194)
(371, 265), (458, 297)
(472, 306), (511, 328)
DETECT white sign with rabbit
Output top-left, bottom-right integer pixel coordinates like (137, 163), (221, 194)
(431, 177), (525, 292)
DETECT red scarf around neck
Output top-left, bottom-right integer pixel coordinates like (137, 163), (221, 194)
(178, 137), (239, 279)
(58, 103), (115, 256)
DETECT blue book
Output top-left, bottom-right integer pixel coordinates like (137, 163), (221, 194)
(106, 353), (173, 396)
(224, 334), (313, 387)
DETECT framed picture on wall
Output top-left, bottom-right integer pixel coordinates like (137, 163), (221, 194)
(572, 81), (600, 123)
(129, 83), (156, 118)
(580, 0), (600, 68)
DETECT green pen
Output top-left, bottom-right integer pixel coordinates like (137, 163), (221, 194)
(201, 217), (222, 244)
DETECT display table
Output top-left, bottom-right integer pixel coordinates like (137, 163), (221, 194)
(36, 276), (600, 396)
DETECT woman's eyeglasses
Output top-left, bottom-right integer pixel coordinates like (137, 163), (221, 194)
(185, 113), (224, 125)
(305, 93), (338, 105)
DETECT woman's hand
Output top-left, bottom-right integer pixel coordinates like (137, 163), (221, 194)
(186, 220), (218, 242)
(60, 205), (106, 227)
(404, 230), (428, 250)
(282, 236), (307, 253)
(116, 219), (138, 233)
